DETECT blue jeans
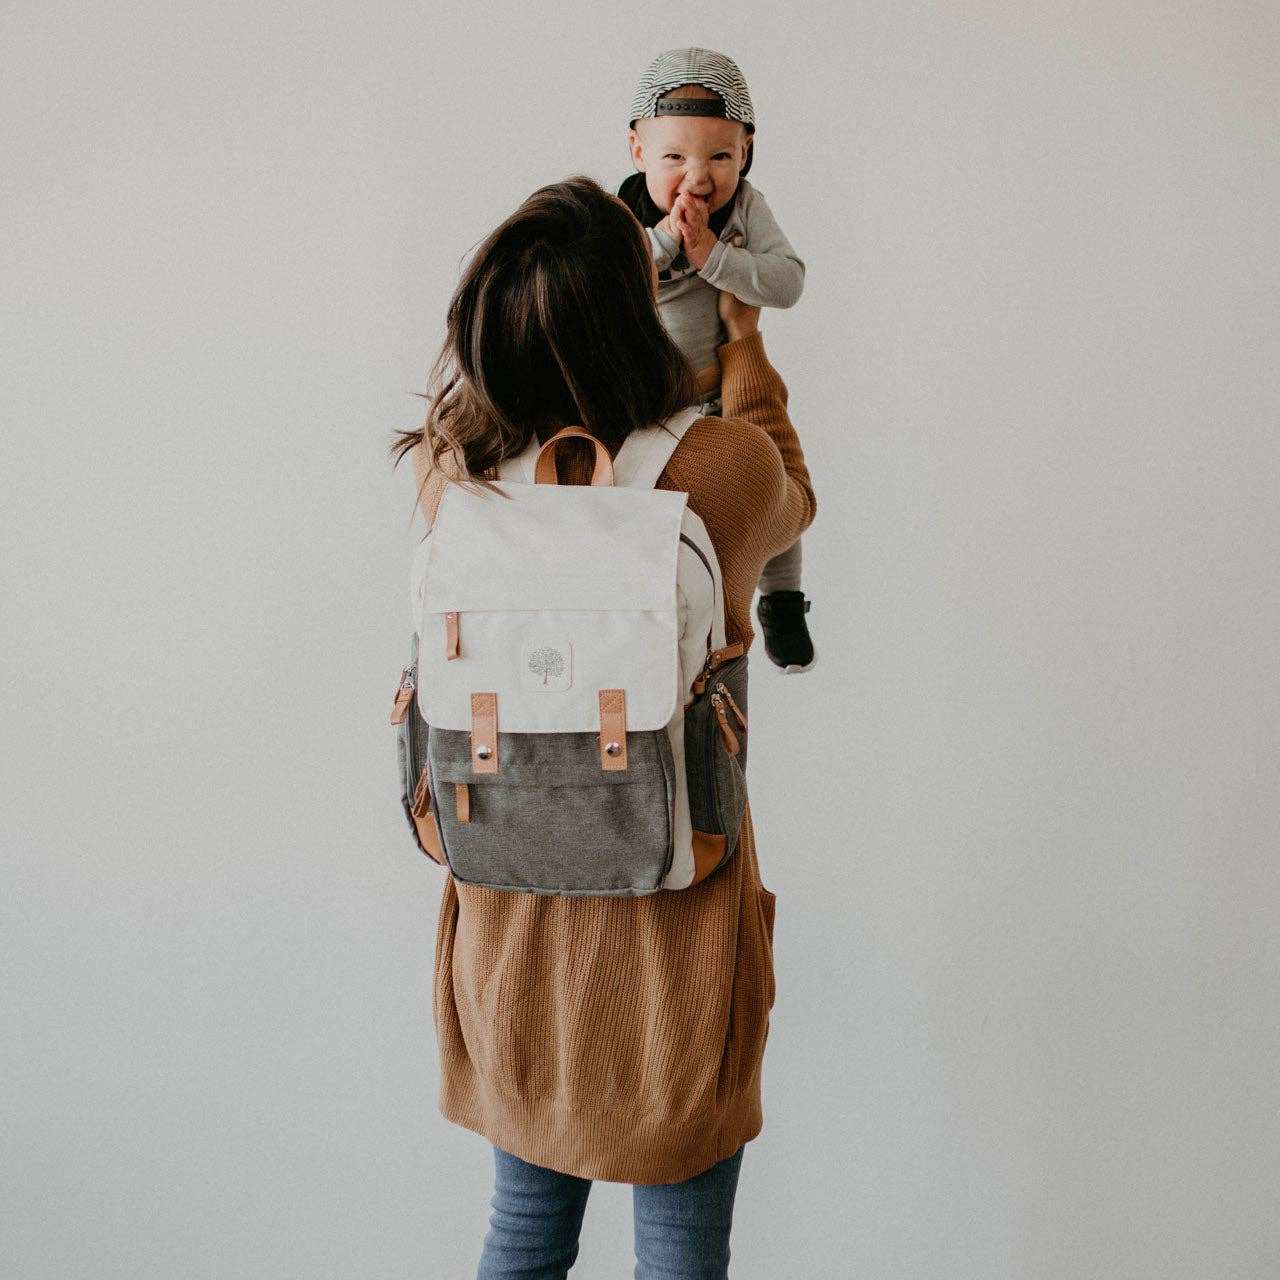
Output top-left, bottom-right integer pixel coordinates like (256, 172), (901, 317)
(475, 1142), (746, 1280)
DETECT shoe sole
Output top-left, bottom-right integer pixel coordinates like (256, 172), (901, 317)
(775, 646), (817, 675)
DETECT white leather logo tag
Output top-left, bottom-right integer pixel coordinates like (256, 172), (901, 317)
(521, 638), (572, 691)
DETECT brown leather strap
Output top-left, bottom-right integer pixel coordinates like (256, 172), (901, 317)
(391, 679), (414, 725)
(411, 766), (431, 818)
(713, 696), (741, 755)
(533, 426), (615, 487)
(692, 641), (748, 694)
(598, 689), (628, 771)
(445, 611), (460, 660)
(717, 683), (747, 730)
(470, 692), (498, 774)
(455, 783), (471, 823)
(412, 808), (446, 865)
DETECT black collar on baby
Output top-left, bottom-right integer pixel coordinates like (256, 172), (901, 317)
(616, 172), (740, 237)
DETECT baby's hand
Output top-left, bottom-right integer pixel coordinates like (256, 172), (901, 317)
(671, 190), (711, 243)
(671, 192), (722, 270)
(655, 195), (697, 247)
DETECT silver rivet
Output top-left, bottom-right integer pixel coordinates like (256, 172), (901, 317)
(605, 741), (622, 756)
(476, 744), (492, 760)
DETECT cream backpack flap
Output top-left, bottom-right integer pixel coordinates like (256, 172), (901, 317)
(391, 409), (750, 895)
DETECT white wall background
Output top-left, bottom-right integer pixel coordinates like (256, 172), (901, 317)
(3, 2), (1277, 1277)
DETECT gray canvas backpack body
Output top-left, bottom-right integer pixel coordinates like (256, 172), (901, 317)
(391, 410), (749, 896)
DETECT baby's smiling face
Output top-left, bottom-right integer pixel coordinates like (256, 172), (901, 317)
(628, 108), (752, 219)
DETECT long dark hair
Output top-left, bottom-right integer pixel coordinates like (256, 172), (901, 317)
(389, 174), (698, 499)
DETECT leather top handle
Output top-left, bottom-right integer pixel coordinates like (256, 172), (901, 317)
(533, 425), (615, 487)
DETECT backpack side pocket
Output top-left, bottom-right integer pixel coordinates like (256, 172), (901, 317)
(683, 652), (749, 876)
(394, 633), (446, 866)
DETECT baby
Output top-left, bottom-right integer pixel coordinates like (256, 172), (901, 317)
(617, 46), (816, 673)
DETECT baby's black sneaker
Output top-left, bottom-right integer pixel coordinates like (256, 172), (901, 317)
(755, 590), (817, 674)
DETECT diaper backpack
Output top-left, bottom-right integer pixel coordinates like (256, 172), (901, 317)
(390, 408), (750, 896)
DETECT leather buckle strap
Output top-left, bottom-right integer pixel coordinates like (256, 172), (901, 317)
(455, 783), (471, 823)
(692, 642), (747, 695)
(445, 611), (460, 660)
(598, 689), (628, 771)
(470, 692), (498, 774)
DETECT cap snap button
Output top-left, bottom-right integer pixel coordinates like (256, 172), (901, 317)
(475, 744), (492, 760)
(605, 741), (622, 757)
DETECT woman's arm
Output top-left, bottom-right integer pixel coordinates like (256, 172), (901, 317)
(713, 301), (817, 555)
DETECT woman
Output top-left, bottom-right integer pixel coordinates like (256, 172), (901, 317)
(390, 175), (816, 1279)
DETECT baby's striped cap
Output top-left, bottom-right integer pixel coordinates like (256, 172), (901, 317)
(628, 47), (755, 134)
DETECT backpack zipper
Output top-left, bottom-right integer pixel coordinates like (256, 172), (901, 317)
(679, 532), (714, 579)
(400, 662), (428, 814)
(714, 681), (747, 731)
(391, 662), (416, 724)
(710, 692), (741, 755)
(679, 533), (718, 655)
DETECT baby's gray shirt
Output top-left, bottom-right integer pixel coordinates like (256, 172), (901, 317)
(645, 178), (804, 380)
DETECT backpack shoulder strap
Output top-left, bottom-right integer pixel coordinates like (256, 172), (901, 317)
(612, 405), (704, 489)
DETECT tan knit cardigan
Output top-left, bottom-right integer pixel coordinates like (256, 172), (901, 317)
(409, 329), (817, 1184)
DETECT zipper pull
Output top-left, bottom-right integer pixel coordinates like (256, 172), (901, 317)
(411, 765), (432, 818)
(692, 661), (712, 696)
(715, 682), (747, 731)
(390, 664), (416, 725)
(711, 693), (741, 755)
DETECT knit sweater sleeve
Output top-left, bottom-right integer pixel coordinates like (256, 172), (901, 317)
(711, 330), (817, 560)
(407, 332), (815, 580)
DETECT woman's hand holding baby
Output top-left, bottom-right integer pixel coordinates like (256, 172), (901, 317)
(696, 292), (759, 395)
(717, 288), (760, 342)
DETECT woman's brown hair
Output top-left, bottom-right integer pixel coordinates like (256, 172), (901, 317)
(389, 174), (698, 500)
